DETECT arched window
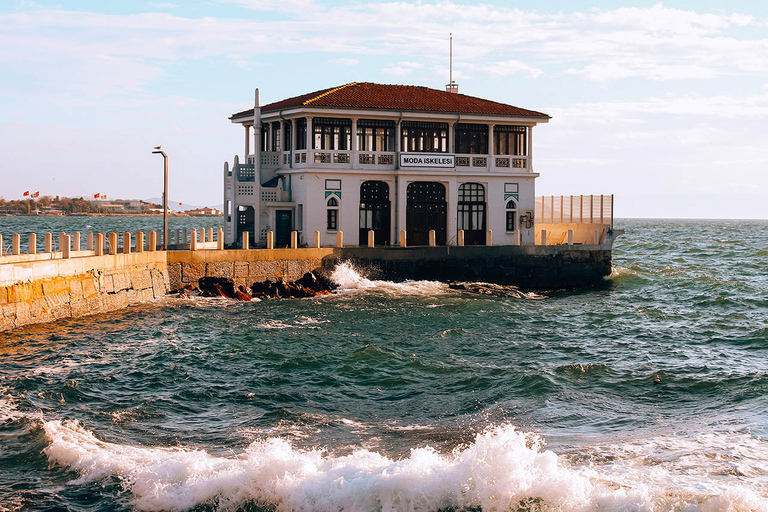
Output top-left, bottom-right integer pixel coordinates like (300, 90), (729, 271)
(506, 199), (518, 231)
(327, 197), (339, 231)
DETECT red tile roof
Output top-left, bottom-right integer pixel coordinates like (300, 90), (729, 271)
(230, 82), (549, 119)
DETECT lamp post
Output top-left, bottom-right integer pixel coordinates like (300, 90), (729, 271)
(152, 146), (168, 249)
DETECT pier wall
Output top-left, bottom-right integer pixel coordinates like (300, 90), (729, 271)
(167, 248), (336, 290)
(168, 244), (611, 291)
(0, 252), (169, 332)
(325, 245), (612, 289)
(2, 237), (615, 332)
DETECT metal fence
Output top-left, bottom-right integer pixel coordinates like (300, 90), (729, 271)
(535, 195), (614, 226)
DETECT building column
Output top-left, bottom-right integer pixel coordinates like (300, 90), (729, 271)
(487, 123), (495, 170)
(244, 125), (250, 161)
(351, 118), (358, 169)
(306, 116), (313, 161)
(449, 121), (456, 154)
(446, 177), (459, 242)
(528, 125), (533, 172)
(267, 123), (273, 152)
(291, 118), (297, 168)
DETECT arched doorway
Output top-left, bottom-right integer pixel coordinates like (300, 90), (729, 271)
(237, 205), (255, 248)
(359, 181), (391, 246)
(406, 182), (446, 245)
(458, 183), (486, 245)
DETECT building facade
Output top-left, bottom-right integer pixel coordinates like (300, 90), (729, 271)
(223, 82), (550, 248)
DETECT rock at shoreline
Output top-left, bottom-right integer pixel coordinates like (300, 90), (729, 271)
(177, 272), (335, 301)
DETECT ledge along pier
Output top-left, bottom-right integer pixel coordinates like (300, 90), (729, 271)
(0, 200), (622, 332)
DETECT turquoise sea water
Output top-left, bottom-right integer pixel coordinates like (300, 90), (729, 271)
(1, 218), (767, 511)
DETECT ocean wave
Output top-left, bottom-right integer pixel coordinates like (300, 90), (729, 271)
(42, 420), (768, 511)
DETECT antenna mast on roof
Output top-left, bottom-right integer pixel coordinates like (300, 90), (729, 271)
(446, 33), (458, 94)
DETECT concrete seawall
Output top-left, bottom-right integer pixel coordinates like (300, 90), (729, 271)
(1, 252), (169, 332)
(167, 244), (611, 291)
(2, 242), (612, 332)
(325, 245), (612, 289)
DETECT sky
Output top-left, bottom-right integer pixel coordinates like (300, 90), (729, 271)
(1, 0), (766, 218)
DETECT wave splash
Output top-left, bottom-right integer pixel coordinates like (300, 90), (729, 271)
(43, 421), (590, 511)
(330, 262), (448, 297)
(42, 420), (768, 511)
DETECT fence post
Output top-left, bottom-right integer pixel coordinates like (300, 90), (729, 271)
(28, 233), (37, 254)
(87, 232), (94, 251)
(290, 231), (298, 249)
(267, 231), (274, 249)
(191, 229), (198, 250)
(567, 229), (574, 245)
(336, 231), (343, 248)
(62, 234), (71, 259)
(594, 229), (600, 245)
(58, 232), (66, 252)
(148, 231), (157, 252)
(136, 232), (144, 253)
(486, 229), (493, 246)
(513, 229), (521, 246)
(45, 233), (52, 253)
(122, 232), (131, 254)
(367, 230), (374, 248)
(208, 228), (214, 244)
(314, 231), (320, 248)
(540, 229), (547, 246)
(400, 230), (407, 248)
(457, 230), (464, 246)
(429, 230), (436, 247)
(241, 231), (249, 250)
(73, 232), (81, 252)
(109, 233), (117, 255)
(13, 234), (20, 255)
(218, 228), (224, 250)
(95, 233), (104, 256)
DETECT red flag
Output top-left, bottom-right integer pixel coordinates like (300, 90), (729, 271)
(94, 193), (100, 199)
(31, 191), (39, 198)
(101, 195), (106, 199)
(23, 191), (29, 196)
(179, 202), (182, 206)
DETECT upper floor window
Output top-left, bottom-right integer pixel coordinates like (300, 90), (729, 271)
(271, 121), (281, 152)
(296, 118), (307, 150)
(495, 126), (527, 156)
(456, 123), (488, 154)
(283, 120), (292, 151)
(260, 123), (268, 152)
(313, 118), (351, 151)
(357, 119), (395, 152)
(401, 121), (448, 153)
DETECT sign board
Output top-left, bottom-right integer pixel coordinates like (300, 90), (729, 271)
(400, 154), (455, 168)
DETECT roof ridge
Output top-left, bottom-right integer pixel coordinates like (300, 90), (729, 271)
(304, 82), (358, 105)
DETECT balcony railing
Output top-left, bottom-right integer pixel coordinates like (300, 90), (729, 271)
(246, 151), (528, 171)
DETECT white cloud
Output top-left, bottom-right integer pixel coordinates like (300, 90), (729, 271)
(381, 61), (424, 77)
(328, 58), (360, 66)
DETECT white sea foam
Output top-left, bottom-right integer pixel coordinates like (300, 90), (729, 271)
(330, 262), (448, 297)
(42, 420), (768, 511)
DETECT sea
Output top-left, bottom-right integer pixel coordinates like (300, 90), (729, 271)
(1, 217), (767, 512)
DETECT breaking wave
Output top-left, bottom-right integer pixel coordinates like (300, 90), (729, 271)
(43, 420), (768, 512)
(330, 262), (448, 296)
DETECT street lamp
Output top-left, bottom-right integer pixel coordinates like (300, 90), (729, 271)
(152, 146), (168, 250)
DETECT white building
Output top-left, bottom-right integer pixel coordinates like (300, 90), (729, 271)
(223, 82), (550, 248)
